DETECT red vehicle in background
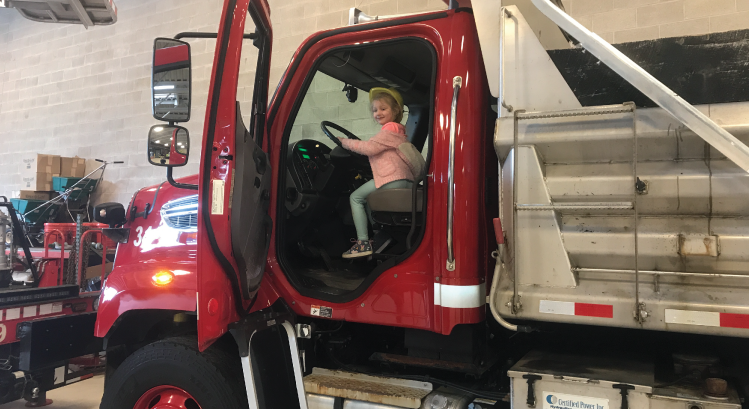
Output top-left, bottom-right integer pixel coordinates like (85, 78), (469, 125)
(90, 0), (749, 407)
(0, 201), (107, 406)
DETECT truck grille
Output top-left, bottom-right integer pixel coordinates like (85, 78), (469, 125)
(161, 195), (198, 231)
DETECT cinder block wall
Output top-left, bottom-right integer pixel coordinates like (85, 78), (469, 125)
(0, 0), (445, 205)
(0, 0), (747, 205)
(290, 73), (383, 146)
(559, 0), (749, 43)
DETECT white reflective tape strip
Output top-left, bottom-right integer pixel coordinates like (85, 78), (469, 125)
(39, 304), (53, 315)
(6, 309), (20, 320)
(434, 283), (486, 309)
(539, 300), (575, 315)
(23, 306), (36, 318)
(53, 366), (65, 385)
(665, 309), (720, 327)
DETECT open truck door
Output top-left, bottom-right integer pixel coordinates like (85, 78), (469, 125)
(195, 0), (273, 350)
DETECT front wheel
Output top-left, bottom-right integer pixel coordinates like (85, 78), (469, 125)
(100, 337), (247, 409)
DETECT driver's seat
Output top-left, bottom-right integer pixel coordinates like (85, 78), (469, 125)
(367, 143), (426, 226)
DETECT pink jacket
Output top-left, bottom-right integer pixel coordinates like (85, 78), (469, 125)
(340, 122), (415, 188)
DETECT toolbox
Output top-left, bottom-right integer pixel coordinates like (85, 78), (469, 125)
(509, 350), (740, 409)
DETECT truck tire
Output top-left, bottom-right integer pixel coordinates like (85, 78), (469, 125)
(99, 336), (247, 409)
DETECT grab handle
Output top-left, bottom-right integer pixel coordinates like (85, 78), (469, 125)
(446, 76), (462, 271)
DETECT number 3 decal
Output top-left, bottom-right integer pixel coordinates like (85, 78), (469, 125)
(133, 226), (143, 247)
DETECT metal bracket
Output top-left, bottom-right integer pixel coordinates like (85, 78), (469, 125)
(295, 323), (312, 339)
(512, 294), (523, 314)
(68, 0), (94, 28)
(634, 302), (648, 323)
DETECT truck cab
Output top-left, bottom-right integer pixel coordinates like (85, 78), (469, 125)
(94, 1), (497, 407)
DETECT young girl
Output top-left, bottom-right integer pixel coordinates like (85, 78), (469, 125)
(339, 88), (416, 258)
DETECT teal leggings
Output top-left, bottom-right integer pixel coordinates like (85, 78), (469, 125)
(350, 179), (413, 240)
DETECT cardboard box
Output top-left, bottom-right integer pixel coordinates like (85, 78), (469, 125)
(60, 156), (86, 178)
(20, 173), (54, 191)
(84, 262), (113, 280)
(20, 154), (60, 176)
(12, 191), (53, 200)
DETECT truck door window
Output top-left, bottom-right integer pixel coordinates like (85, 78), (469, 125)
(289, 72), (409, 147)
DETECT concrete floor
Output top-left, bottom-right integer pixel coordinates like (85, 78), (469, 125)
(3, 375), (103, 409)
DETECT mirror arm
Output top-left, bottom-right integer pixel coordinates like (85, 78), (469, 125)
(174, 32), (257, 40)
(167, 167), (199, 190)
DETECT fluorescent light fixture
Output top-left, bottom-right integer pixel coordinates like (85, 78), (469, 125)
(164, 143), (169, 146)
(154, 127), (164, 132)
(154, 85), (174, 90)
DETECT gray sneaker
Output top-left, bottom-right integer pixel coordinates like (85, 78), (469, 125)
(342, 239), (372, 259)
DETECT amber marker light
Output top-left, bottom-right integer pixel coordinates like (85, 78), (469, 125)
(152, 271), (175, 286)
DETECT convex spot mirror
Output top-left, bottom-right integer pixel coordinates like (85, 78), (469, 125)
(152, 38), (191, 122)
(148, 125), (189, 167)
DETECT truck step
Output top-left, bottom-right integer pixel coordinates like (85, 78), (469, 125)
(303, 367), (432, 409)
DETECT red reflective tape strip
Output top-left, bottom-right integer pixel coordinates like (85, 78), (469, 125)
(539, 300), (613, 318)
(666, 309), (749, 329)
(720, 313), (749, 329)
(154, 45), (188, 66)
(574, 303), (614, 318)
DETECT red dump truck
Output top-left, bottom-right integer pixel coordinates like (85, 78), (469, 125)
(92, 0), (749, 408)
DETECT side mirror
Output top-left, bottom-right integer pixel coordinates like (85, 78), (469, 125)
(152, 38), (191, 122)
(148, 125), (189, 167)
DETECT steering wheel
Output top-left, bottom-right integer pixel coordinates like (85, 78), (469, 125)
(320, 121), (361, 147)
